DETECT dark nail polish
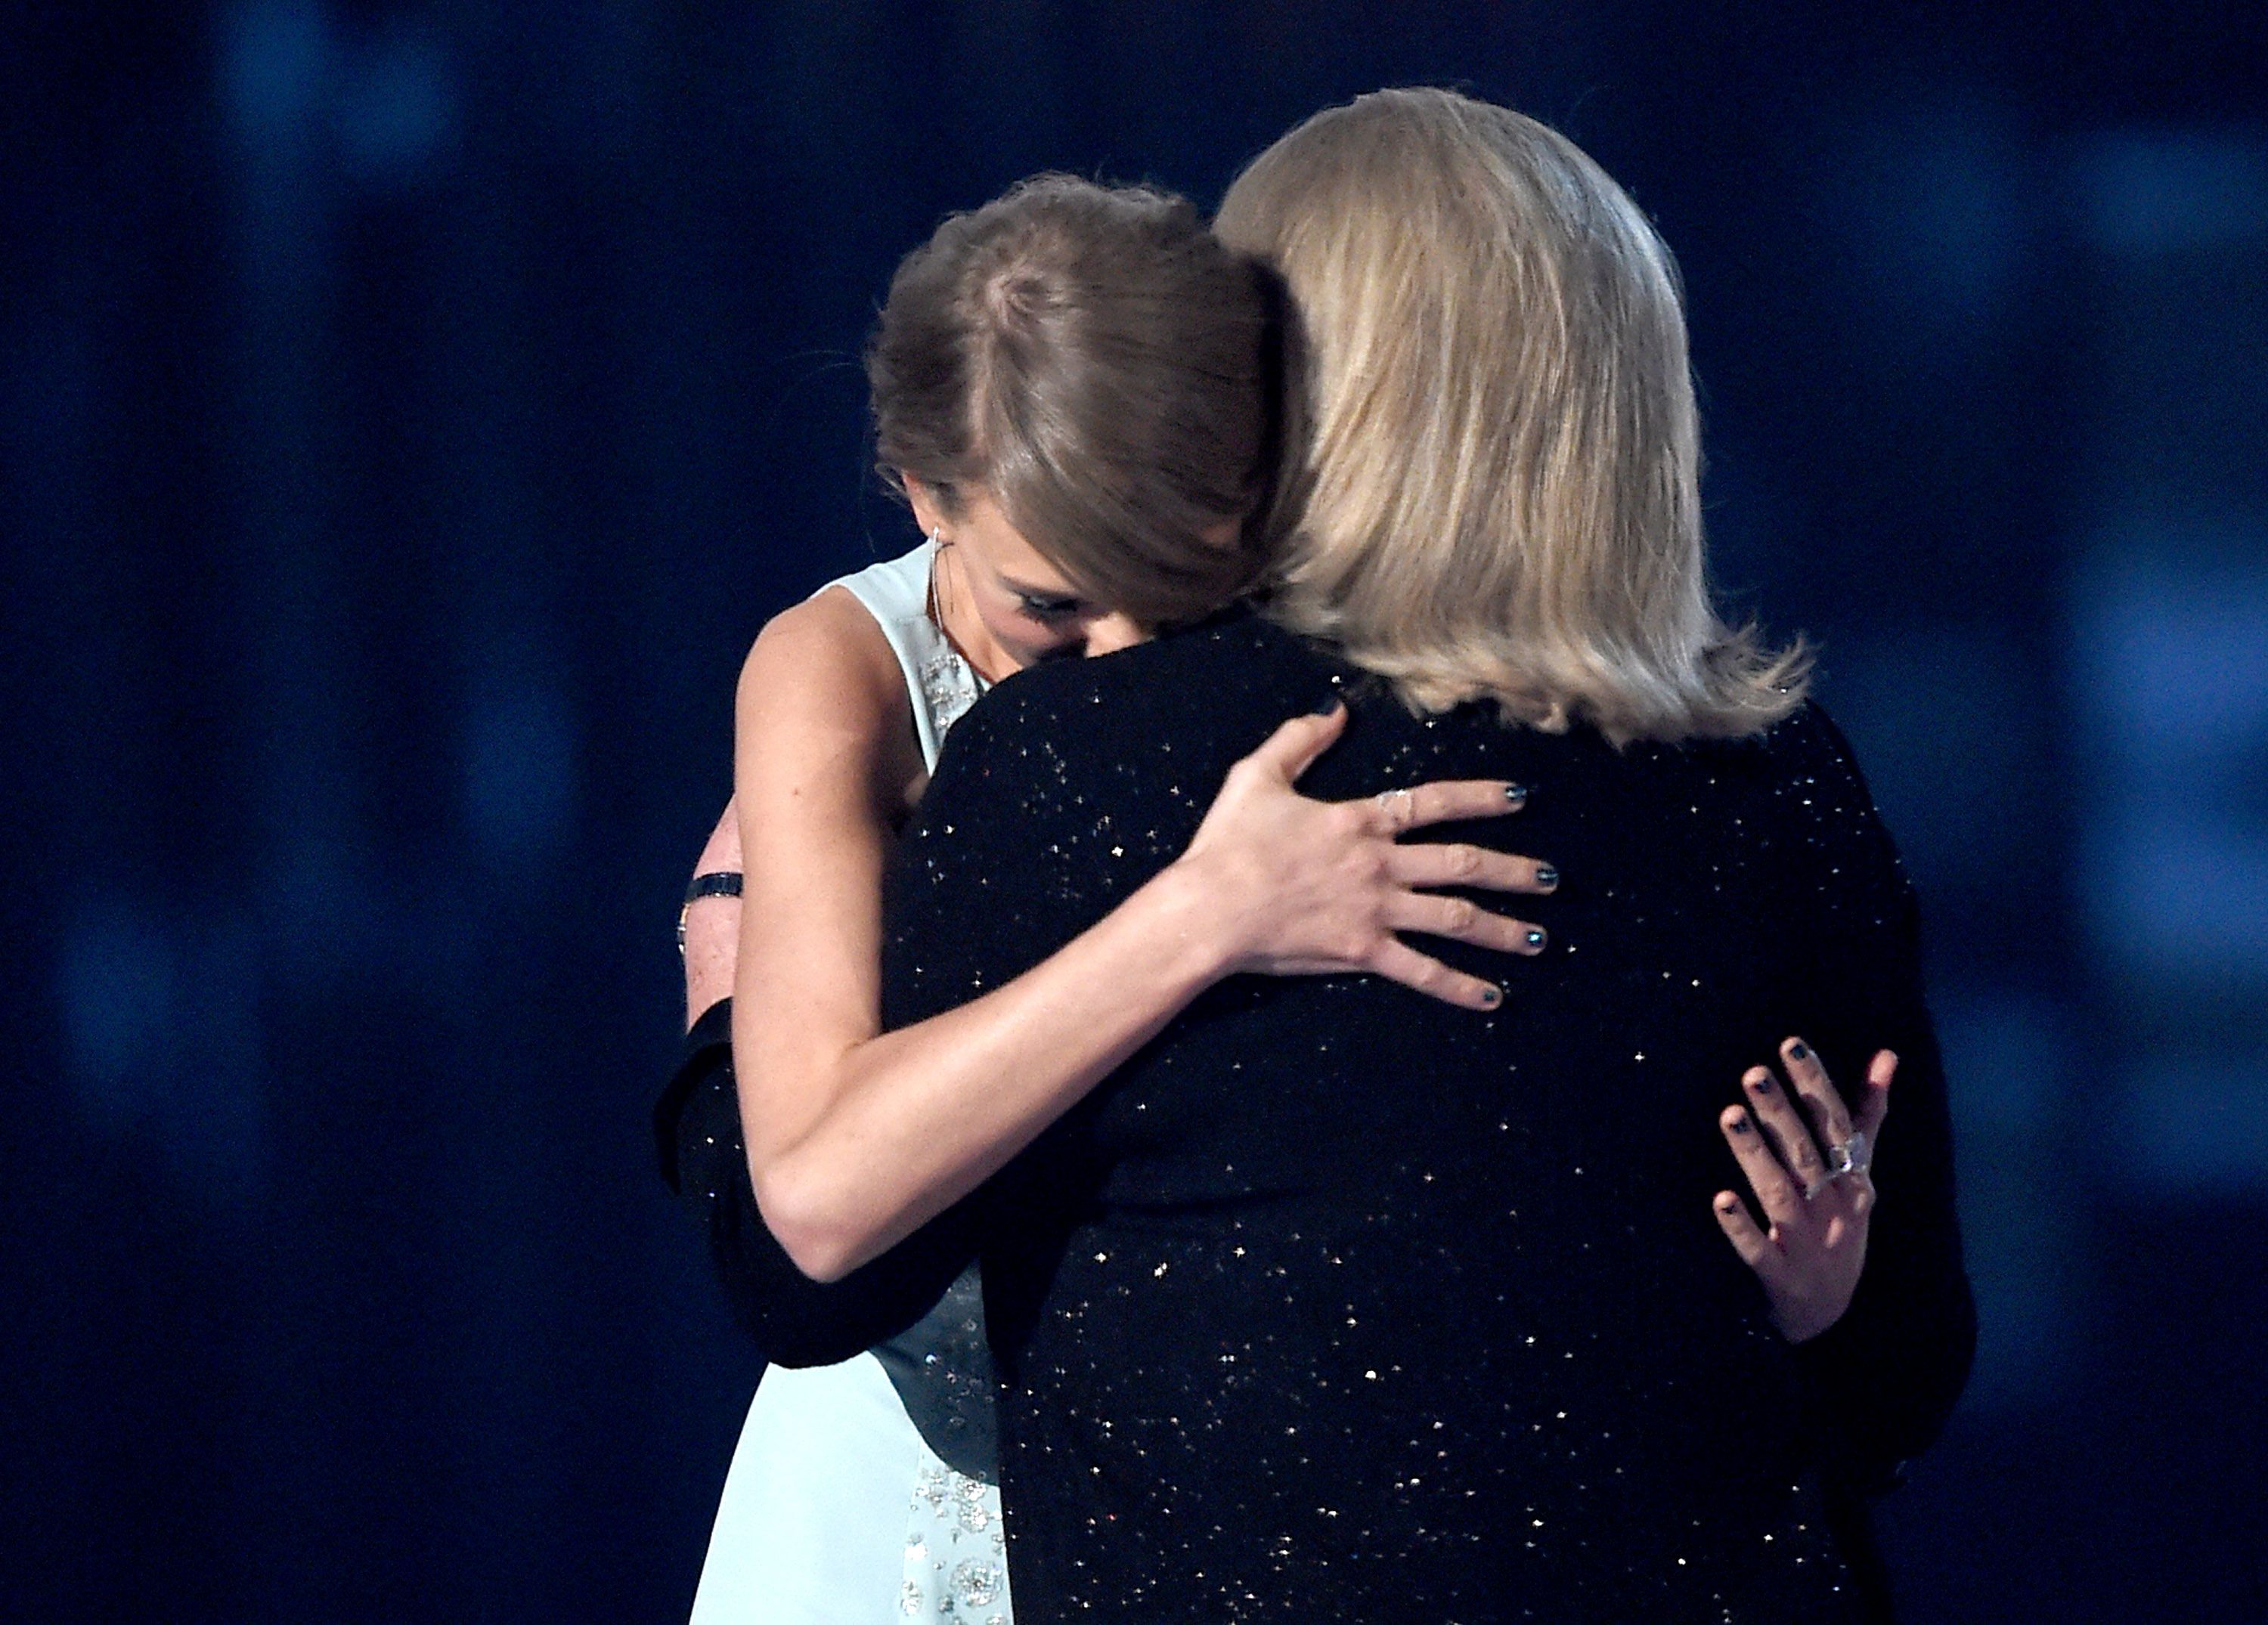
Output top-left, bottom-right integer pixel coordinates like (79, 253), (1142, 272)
(1524, 928), (1547, 949)
(1748, 1072), (1772, 1093)
(1505, 783), (1529, 803)
(1535, 865), (1560, 889)
(1730, 1115), (1753, 1134)
(1312, 694), (1343, 714)
(1479, 986), (1502, 1008)
(1788, 1040), (1809, 1061)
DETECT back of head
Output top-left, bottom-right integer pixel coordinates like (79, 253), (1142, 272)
(1216, 88), (1805, 742)
(869, 175), (1283, 628)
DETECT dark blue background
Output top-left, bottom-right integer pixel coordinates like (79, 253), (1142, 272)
(6, 4), (2266, 1620)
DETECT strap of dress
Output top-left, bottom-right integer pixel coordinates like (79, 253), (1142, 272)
(826, 540), (987, 775)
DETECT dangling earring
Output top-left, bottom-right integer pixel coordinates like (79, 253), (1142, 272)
(927, 525), (952, 629)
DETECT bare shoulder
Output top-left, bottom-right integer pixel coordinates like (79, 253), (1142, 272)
(740, 587), (905, 729)
(737, 586), (921, 808)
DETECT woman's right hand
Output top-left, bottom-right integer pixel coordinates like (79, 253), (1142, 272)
(1714, 1040), (1895, 1343)
(1172, 701), (1555, 1011)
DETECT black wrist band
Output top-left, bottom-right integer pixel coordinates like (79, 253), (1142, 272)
(677, 871), (745, 956)
(684, 871), (745, 905)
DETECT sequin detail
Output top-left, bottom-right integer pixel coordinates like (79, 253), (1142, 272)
(903, 1459), (1010, 1622)
(920, 645), (985, 743)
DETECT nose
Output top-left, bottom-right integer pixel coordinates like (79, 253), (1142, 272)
(1081, 613), (1146, 658)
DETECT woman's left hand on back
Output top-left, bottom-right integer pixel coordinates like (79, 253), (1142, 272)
(1172, 701), (1558, 1012)
(1712, 1040), (1895, 1343)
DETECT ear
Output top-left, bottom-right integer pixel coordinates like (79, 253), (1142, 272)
(902, 474), (947, 540)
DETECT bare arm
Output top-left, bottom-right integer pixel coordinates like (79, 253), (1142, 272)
(732, 599), (1553, 1283)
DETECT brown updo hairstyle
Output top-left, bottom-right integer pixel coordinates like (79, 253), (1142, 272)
(867, 174), (1284, 628)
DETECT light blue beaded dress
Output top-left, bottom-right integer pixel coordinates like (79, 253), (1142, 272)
(689, 540), (1011, 1625)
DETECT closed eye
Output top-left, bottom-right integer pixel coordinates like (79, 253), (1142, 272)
(1018, 594), (1085, 621)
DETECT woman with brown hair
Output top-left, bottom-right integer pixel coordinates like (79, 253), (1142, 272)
(671, 172), (1555, 1625)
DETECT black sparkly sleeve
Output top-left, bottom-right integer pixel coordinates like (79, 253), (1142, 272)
(1780, 705), (1977, 1496)
(658, 996), (974, 1367)
(654, 998), (734, 1197)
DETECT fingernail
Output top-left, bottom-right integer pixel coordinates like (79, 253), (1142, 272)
(1730, 1114), (1753, 1134)
(1747, 1072), (1772, 1094)
(1504, 783), (1529, 803)
(1716, 1193), (1740, 1212)
(1479, 986), (1502, 1008)
(1787, 1040), (1809, 1060)
(1523, 927), (1547, 950)
(1311, 695), (1343, 714)
(1534, 865), (1559, 889)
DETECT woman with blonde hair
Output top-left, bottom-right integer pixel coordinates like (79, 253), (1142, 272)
(819, 88), (1972, 1620)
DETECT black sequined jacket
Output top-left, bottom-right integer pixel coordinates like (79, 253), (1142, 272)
(661, 611), (1973, 1623)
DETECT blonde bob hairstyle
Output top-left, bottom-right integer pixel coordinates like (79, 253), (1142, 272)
(1216, 88), (1807, 743)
